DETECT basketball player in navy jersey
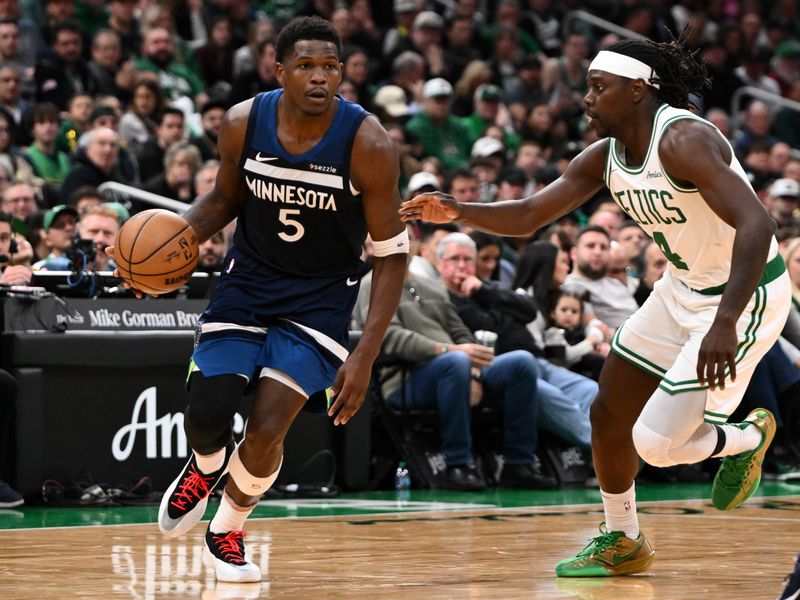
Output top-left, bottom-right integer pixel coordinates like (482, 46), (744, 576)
(401, 36), (790, 577)
(138, 17), (407, 582)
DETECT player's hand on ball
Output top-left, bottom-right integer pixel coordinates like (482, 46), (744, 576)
(399, 191), (462, 224)
(105, 245), (145, 298)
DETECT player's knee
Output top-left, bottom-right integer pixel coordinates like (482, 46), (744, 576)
(185, 372), (247, 453)
(632, 419), (676, 467)
(241, 412), (292, 457)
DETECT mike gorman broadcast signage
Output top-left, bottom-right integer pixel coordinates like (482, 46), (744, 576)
(56, 298), (208, 331)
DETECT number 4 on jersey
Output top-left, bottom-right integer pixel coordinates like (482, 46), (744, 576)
(653, 231), (688, 270)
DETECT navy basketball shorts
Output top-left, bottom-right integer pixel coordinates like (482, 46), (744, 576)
(189, 247), (361, 405)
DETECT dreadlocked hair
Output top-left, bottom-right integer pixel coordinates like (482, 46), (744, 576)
(605, 29), (710, 110)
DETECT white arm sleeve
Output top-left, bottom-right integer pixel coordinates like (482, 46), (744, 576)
(372, 229), (410, 257)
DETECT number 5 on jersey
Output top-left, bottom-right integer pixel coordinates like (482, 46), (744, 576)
(278, 208), (305, 242)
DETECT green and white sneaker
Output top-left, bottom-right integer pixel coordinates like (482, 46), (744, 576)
(711, 408), (776, 511)
(555, 523), (655, 577)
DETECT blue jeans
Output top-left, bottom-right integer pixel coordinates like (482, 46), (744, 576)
(387, 350), (540, 465)
(534, 358), (597, 449)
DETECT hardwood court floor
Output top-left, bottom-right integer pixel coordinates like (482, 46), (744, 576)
(1, 489), (799, 599)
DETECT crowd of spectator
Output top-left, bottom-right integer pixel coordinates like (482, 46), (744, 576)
(1, 0), (800, 501)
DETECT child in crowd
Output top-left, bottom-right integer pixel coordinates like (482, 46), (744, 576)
(546, 289), (609, 379)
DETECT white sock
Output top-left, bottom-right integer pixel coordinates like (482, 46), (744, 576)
(711, 423), (763, 458)
(601, 482), (639, 539)
(194, 448), (225, 475)
(210, 491), (257, 534)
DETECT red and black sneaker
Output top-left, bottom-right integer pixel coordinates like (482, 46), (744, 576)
(202, 526), (261, 582)
(158, 443), (234, 538)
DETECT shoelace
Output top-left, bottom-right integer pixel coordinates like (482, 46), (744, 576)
(577, 524), (625, 557)
(718, 452), (756, 487)
(212, 530), (247, 565)
(170, 464), (214, 510)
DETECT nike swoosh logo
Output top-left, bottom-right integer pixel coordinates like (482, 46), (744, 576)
(346, 277), (359, 286)
(254, 152), (278, 162)
(608, 541), (644, 566)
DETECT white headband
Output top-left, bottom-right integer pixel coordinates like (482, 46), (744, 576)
(588, 50), (660, 89)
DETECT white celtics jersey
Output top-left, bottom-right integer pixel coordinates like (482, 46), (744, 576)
(604, 104), (778, 292)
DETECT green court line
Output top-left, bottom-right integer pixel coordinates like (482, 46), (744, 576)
(1, 483), (799, 531)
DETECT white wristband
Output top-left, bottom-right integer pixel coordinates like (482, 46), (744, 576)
(372, 229), (410, 257)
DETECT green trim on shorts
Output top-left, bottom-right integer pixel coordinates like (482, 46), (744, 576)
(610, 323), (668, 377)
(658, 286), (767, 395)
(186, 358), (196, 385)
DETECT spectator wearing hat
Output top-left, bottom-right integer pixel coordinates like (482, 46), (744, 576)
(405, 78), (472, 170)
(34, 19), (98, 112)
(23, 102), (71, 187)
(774, 77), (800, 150)
(228, 39), (280, 106)
(404, 170), (439, 200)
(770, 40), (800, 96)
(470, 135), (505, 175)
(767, 178), (800, 229)
(373, 84), (412, 125)
(460, 83), (520, 153)
(32, 204), (78, 270)
(189, 100), (226, 163)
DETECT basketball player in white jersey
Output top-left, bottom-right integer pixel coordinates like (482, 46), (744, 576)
(400, 35), (791, 577)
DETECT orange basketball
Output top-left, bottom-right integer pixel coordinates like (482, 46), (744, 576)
(114, 209), (199, 295)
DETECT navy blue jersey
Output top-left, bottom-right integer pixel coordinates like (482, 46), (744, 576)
(233, 90), (370, 277)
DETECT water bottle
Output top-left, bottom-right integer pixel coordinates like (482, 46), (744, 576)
(394, 461), (411, 490)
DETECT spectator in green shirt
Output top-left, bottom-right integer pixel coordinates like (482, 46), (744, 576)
(460, 83), (520, 153)
(134, 27), (207, 111)
(23, 102), (71, 187)
(405, 78), (472, 171)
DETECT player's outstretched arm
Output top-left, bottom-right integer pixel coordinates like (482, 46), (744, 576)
(399, 140), (608, 236)
(660, 120), (777, 390)
(182, 100), (252, 243)
(327, 116), (407, 426)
